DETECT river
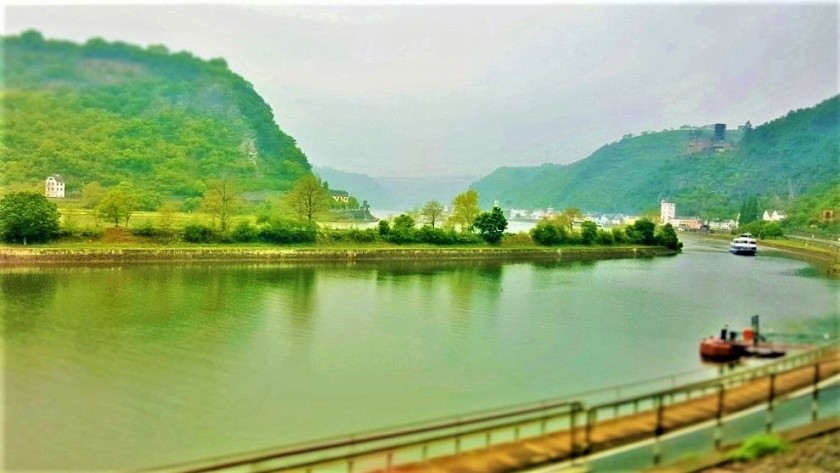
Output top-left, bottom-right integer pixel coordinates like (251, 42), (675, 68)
(1, 235), (837, 470)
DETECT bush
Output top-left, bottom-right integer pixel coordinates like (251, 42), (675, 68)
(738, 221), (785, 239)
(183, 223), (219, 243)
(596, 229), (615, 245)
(611, 227), (627, 243)
(627, 218), (657, 245)
(0, 191), (61, 244)
(319, 228), (380, 244)
(58, 226), (102, 240)
(580, 221), (598, 245)
(231, 222), (259, 243)
(530, 220), (567, 245)
(258, 219), (317, 244)
(416, 226), (453, 244)
(655, 223), (683, 251)
(131, 221), (159, 237)
(388, 214), (416, 244)
(347, 228), (380, 243)
(503, 232), (533, 245)
(726, 434), (788, 462)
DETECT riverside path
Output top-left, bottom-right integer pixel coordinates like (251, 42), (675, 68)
(158, 344), (839, 473)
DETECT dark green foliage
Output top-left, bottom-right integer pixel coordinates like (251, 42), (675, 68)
(782, 177), (839, 234)
(473, 96), (838, 218)
(388, 214), (416, 244)
(320, 227), (380, 244)
(129, 221), (178, 242)
(738, 221), (784, 239)
(130, 221), (159, 237)
(0, 191), (61, 244)
(655, 223), (683, 251)
(58, 226), (102, 240)
(626, 219), (657, 245)
(580, 221), (598, 245)
(415, 226), (480, 245)
(416, 226), (449, 244)
(1, 31), (310, 196)
(231, 221), (259, 243)
(596, 229), (615, 245)
(611, 227), (627, 243)
(342, 228), (379, 243)
(473, 207), (508, 244)
(257, 219), (317, 244)
(182, 223), (219, 243)
(530, 219), (568, 246)
(377, 220), (390, 237)
(739, 196), (761, 225)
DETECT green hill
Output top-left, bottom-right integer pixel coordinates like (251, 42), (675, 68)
(473, 96), (839, 219)
(1, 30), (311, 199)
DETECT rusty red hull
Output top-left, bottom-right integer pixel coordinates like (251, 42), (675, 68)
(699, 337), (748, 362)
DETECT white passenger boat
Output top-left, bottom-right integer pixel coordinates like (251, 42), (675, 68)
(730, 233), (757, 255)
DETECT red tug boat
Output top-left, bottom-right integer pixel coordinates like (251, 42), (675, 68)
(700, 315), (786, 362)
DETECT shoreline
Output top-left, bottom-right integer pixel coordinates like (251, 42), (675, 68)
(694, 233), (839, 279)
(0, 245), (677, 265)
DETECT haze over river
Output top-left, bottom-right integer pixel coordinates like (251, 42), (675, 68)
(2, 235), (837, 470)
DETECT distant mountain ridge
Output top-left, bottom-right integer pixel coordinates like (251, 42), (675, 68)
(313, 166), (395, 209)
(472, 96), (838, 218)
(1, 30), (311, 197)
(314, 166), (479, 211)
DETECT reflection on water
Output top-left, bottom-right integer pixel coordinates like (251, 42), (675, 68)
(1, 243), (837, 470)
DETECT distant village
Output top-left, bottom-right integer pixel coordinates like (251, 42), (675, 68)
(507, 200), (785, 233)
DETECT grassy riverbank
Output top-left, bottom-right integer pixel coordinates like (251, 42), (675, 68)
(754, 238), (839, 279)
(0, 242), (677, 264)
(702, 232), (839, 279)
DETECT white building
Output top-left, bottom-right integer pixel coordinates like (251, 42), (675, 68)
(762, 210), (786, 222)
(45, 175), (65, 198)
(660, 201), (676, 224)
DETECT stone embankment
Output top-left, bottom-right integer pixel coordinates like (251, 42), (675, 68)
(0, 246), (677, 265)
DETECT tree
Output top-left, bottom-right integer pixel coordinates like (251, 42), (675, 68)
(420, 200), (445, 228)
(743, 120), (754, 143)
(627, 218), (657, 245)
(580, 221), (598, 245)
(201, 180), (241, 232)
(95, 184), (138, 227)
(558, 208), (583, 231)
(389, 214), (416, 243)
(377, 220), (390, 237)
(739, 196), (760, 226)
(656, 223), (683, 251)
(285, 175), (331, 223)
(0, 191), (61, 244)
(450, 189), (480, 232)
(81, 181), (106, 209)
(473, 207), (508, 244)
(157, 201), (180, 232)
(530, 218), (568, 246)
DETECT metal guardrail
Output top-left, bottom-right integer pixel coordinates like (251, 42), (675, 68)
(154, 399), (583, 473)
(578, 342), (839, 463)
(151, 341), (839, 473)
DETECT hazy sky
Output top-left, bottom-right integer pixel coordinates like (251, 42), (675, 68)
(4, 1), (838, 177)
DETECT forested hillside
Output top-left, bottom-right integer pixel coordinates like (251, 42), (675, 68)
(473, 96), (838, 219)
(1, 30), (311, 198)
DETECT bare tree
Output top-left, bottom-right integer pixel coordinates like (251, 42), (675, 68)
(420, 200), (445, 228)
(285, 175), (331, 223)
(202, 180), (241, 232)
